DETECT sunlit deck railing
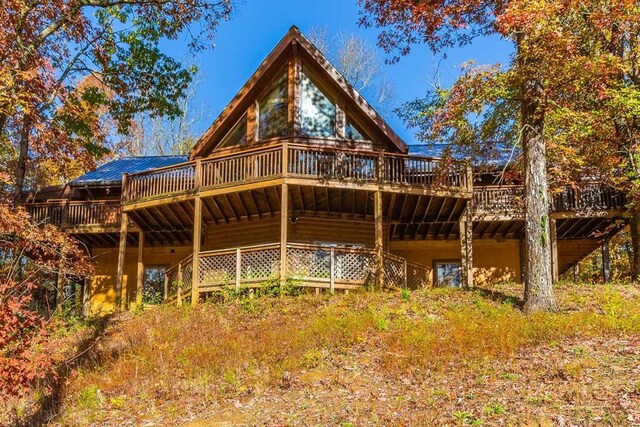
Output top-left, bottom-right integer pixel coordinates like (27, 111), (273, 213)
(473, 184), (626, 216)
(164, 242), (429, 301)
(25, 201), (121, 228)
(123, 143), (470, 204)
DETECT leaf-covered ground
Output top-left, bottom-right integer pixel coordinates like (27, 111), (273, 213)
(6, 283), (640, 426)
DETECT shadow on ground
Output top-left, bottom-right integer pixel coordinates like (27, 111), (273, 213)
(16, 315), (114, 427)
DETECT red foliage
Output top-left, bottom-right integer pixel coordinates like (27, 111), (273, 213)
(0, 280), (55, 398)
(0, 201), (92, 397)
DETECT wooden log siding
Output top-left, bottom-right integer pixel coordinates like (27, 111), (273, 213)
(123, 143), (470, 205)
(25, 201), (121, 228)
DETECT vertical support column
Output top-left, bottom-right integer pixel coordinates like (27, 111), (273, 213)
(573, 263), (580, 283)
(177, 262), (183, 307)
(374, 190), (384, 289)
(192, 196), (202, 304)
(519, 238), (527, 284)
(550, 217), (559, 282)
(459, 203), (474, 289)
(602, 238), (612, 283)
(330, 247), (335, 293)
(136, 231), (145, 306)
(163, 273), (169, 302)
(235, 248), (242, 290)
(116, 211), (128, 311)
(403, 259), (408, 288)
(280, 183), (289, 287)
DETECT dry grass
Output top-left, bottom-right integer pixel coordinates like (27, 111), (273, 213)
(12, 282), (640, 426)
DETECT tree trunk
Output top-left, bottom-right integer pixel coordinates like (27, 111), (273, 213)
(629, 207), (640, 282)
(13, 115), (31, 206)
(521, 76), (556, 313)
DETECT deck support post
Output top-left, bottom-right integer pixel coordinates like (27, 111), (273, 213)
(459, 203), (474, 289)
(550, 218), (559, 282)
(192, 196), (202, 304)
(163, 273), (169, 302)
(177, 262), (183, 307)
(116, 211), (128, 311)
(573, 263), (580, 283)
(136, 231), (145, 307)
(519, 238), (527, 284)
(280, 183), (289, 288)
(602, 238), (611, 283)
(236, 248), (242, 290)
(374, 190), (384, 289)
(330, 247), (335, 293)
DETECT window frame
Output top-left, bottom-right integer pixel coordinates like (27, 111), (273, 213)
(142, 265), (168, 305)
(433, 259), (462, 288)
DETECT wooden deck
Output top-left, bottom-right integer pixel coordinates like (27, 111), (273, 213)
(164, 242), (429, 301)
(122, 142), (472, 210)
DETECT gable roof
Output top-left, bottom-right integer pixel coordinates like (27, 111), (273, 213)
(70, 155), (188, 186)
(190, 26), (408, 159)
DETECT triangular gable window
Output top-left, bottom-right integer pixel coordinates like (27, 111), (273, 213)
(300, 72), (336, 138)
(258, 73), (289, 140)
(345, 120), (367, 141)
(218, 115), (248, 149)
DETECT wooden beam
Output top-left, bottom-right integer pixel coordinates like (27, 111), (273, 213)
(192, 196), (202, 304)
(602, 238), (611, 283)
(116, 212), (128, 311)
(210, 196), (229, 223)
(374, 191), (384, 289)
(262, 188), (273, 217)
(201, 198), (217, 224)
(280, 183), (289, 287)
(136, 231), (144, 306)
(459, 206), (473, 289)
(550, 218), (559, 282)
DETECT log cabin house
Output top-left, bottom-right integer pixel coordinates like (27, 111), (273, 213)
(24, 27), (626, 313)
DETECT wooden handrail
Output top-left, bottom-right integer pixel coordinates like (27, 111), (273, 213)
(123, 144), (471, 205)
(24, 200), (121, 227)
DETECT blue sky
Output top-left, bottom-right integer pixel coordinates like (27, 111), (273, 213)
(168, 0), (513, 146)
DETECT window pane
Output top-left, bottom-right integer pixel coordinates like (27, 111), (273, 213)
(345, 120), (366, 140)
(258, 73), (288, 140)
(300, 73), (336, 137)
(436, 262), (461, 287)
(219, 115), (247, 148)
(143, 267), (165, 304)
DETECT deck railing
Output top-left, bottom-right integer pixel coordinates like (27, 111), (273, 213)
(165, 242), (430, 300)
(124, 143), (470, 204)
(473, 184), (626, 215)
(25, 201), (121, 228)
(164, 255), (193, 305)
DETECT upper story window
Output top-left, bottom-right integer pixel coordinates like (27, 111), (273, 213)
(258, 73), (288, 140)
(300, 72), (336, 138)
(345, 120), (366, 140)
(218, 115), (248, 149)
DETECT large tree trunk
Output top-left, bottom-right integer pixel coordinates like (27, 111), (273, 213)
(521, 76), (556, 313)
(13, 115), (31, 206)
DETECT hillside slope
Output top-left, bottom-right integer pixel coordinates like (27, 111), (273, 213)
(12, 284), (640, 426)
